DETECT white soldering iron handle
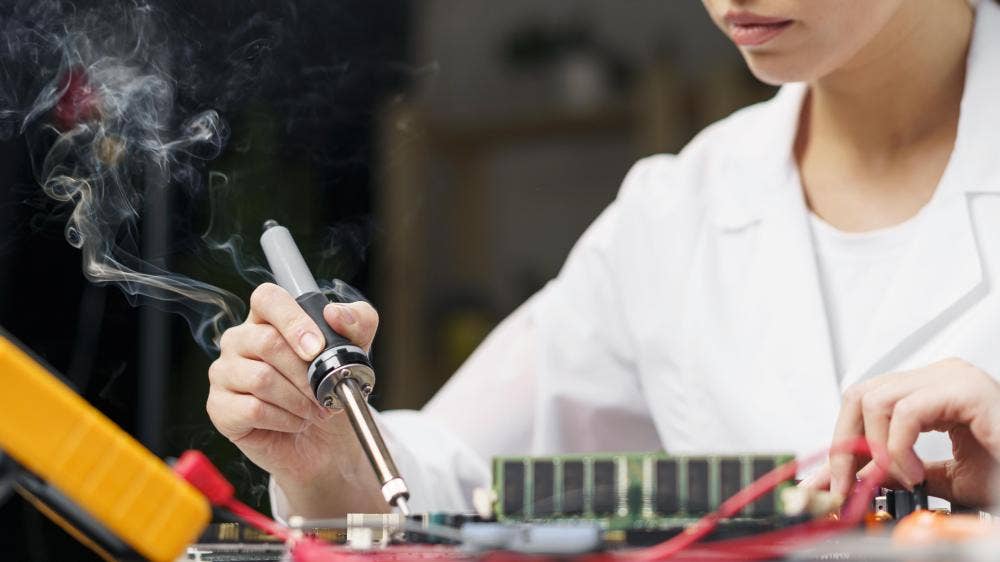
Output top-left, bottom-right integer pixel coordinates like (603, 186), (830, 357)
(260, 220), (375, 406)
(260, 221), (322, 299)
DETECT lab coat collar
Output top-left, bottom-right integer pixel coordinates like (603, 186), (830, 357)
(714, 0), (1000, 231)
(839, 1), (999, 385)
(709, 83), (806, 231)
(946, 0), (1000, 194)
(740, 163), (842, 417)
(727, 0), (999, 390)
(840, 196), (987, 387)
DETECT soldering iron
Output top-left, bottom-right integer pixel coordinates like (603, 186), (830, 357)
(260, 220), (411, 515)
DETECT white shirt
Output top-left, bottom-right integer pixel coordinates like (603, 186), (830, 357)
(810, 211), (924, 379)
(271, 1), (1000, 518)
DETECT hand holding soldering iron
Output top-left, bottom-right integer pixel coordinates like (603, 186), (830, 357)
(207, 284), (390, 517)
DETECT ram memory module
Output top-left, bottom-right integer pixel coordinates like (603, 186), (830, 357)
(492, 453), (795, 530)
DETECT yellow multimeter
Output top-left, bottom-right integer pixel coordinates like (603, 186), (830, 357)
(0, 331), (210, 561)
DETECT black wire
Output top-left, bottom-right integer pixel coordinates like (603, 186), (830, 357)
(0, 450), (14, 508)
(24, 501), (52, 562)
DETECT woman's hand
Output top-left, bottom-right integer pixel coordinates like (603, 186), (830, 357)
(827, 358), (1000, 509)
(206, 283), (386, 515)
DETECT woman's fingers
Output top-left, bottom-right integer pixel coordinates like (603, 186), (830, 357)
(831, 359), (997, 498)
(248, 283), (327, 360)
(830, 379), (875, 498)
(799, 463), (831, 490)
(216, 285), (382, 421)
(220, 321), (314, 402)
(858, 372), (941, 488)
(859, 382), (895, 468)
(323, 301), (379, 353)
(207, 386), (310, 442)
(831, 369), (934, 496)
(856, 459), (907, 490)
(248, 283), (380, 356)
(885, 387), (957, 487)
(210, 356), (326, 422)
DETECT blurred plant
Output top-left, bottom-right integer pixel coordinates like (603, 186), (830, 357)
(500, 20), (631, 90)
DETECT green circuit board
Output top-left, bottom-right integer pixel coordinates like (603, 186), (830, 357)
(492, 452), (795, 530)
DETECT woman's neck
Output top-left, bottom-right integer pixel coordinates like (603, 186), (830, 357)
(797, 0), (974, 232)
(810, 1), (973, 156)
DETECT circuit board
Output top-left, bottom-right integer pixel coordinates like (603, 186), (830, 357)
(492, 452), (795, 529)
(183, 462), (972, 561)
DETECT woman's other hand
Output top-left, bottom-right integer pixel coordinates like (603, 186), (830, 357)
(827, 359), (1000, 509)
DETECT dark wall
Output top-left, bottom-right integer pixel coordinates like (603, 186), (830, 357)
(0, 0), (410, 559)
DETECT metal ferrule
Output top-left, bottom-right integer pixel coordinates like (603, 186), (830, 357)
(308, 345), (375, 409)
(380, 477), (410, 506)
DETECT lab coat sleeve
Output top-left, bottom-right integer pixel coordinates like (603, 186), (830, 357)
(270, 157), (668, 517)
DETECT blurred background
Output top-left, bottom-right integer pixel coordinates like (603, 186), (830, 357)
(0, 1), (773, 558)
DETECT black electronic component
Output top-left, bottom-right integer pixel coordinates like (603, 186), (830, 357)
(751, 459), (776, 516)
(687, 459), (709, 515)
(885, 484), (928, 520)
(592, 460), (617, 516)
(563, 461), (585, 516)
(503, 461), (525, 517)
(720, 458), (742, 504)
(655, 459), (679, 515)
(533, 461), (555, 517)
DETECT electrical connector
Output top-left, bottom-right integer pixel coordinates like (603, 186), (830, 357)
(172, 450), (235, 505)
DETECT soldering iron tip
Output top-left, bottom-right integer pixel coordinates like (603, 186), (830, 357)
(395, 497), (411, 516)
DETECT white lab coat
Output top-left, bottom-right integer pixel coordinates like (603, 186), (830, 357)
(272, 2), (1000, 516)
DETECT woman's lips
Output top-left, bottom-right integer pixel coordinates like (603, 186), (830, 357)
(724, 12), (793, 47)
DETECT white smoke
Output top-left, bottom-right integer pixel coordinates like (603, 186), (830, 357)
(4, 1), (245, 352)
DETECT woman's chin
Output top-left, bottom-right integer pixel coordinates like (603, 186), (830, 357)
(742, 52), (829, 86)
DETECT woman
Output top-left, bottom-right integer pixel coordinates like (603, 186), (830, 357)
(206, 0), (1000, 518)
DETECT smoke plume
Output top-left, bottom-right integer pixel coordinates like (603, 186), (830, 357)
(1, 1), (255, 352)
(0, 0), (409, 355)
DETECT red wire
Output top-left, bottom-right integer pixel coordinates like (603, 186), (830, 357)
(212, 438), (887, 562)
(621, 437), (887, 561)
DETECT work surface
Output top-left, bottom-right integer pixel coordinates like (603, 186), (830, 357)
(181, 533), (1000, 562)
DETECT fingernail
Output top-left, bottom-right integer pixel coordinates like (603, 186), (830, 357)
(300, 332), (322, 357)
(902, 459), (924, 489)
(335, 304), (357, 325)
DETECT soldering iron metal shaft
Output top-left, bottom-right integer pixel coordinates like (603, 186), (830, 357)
(260, 220), (411, 515)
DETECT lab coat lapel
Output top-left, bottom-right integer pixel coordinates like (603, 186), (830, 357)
(840, 1), (1000, 387)
(840, 196), (986, 388)
(743, 173), (842, 416)
(723, 83), (841, 420)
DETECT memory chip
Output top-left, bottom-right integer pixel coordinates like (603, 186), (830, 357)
(563, 460), (584, 515)
(491, 452), (794, 529)
(751, 459), (775, 515)
(532, 461), (555, 517)
(687, 459), (709, 514)
(720, 459), (742, 503)
(654, 459), (678, 515)
(503, 461), (525, 516)
(592, 460), (616, 515)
